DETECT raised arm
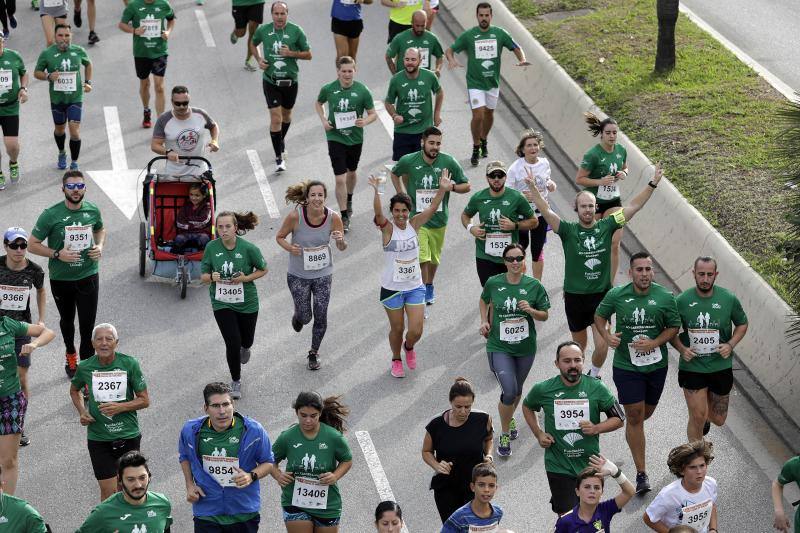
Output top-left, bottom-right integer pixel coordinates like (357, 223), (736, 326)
(621, 164), (663, 222)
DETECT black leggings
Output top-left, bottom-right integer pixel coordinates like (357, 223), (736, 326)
(213, 308), (258, 381)
(433, 484), (472, 523)
(50, 274), (99, 360)
(0, 0), (16, 31)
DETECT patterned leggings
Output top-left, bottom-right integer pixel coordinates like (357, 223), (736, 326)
(287, 273), (332, 352)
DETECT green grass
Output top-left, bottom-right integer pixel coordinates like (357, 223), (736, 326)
(505, 0), (794, 308)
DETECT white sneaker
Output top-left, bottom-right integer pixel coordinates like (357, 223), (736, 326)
(276, 159), (287, 172)
(230, 380), (242, 399)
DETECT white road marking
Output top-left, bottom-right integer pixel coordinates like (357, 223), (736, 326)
(355, 430), (410, 533)
(247, 149), (280, 219)
(373, 101), (396, 140)
(195, 10), (216, 48)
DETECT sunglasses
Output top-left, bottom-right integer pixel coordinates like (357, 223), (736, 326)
(172, 101), (190, 107)
(6, 242), (27, 250)
(488, 173), (506, 180)
(64, 183), (86, 190)
(504, 255), (524, 263)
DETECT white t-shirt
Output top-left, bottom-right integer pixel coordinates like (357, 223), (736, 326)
(645, 477), (717, 533)
(152, 108), (216, 177)
(506, 157), (552, 215)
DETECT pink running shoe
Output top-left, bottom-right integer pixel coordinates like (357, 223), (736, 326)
(404, 344), (417, 370)
(391, 359), (405, 378)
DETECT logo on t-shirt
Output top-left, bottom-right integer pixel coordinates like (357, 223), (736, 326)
(176, 128), (199, 152)
(563, 432), (583, 446)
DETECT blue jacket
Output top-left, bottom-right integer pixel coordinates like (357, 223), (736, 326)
(178, 413), (274, 517)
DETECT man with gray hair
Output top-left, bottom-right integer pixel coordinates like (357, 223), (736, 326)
(385, 10), (443, 75)
(69, 323), (150, 502)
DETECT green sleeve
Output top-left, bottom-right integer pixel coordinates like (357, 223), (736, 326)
(602, 214), (623, 231)
(665, 294), (681, 328)
(272, 432), (287, 463)
(480, 277), (492, 303)
(451, 32), (466, 53)
(335, 431), (353, 462)
(166, 2), (175, 18)
(392, 154), (409, 177)
(131, 358), (147, 393)
(431, 72), (442, 94)
(731, 296), (748, 326)
(8, 317), (29, 338)
(15, 52), (26, 76)
(27, 508), (47, 533)
(386, 37), (398, 59)
(297, 27), (310, 52)
(518, 194), (535, 218)
(579, 148), (596, 170)
(93, 207), (104, 231)
(120, 3), (134, 23)
(556, 220), (572, 239)
(34, 51), (47, 73)
(317, 84), (328, 104)
(594, 289), (616, 320)
(251, 27), (263, 47)
(534, 283), (550, 311)
(778, 457), (800, 485)
(249, 242), (267, 271)
(449, 160), (466, 184)
(620, 145), (628, 164)
(385, 77), (397, 103)
(364, 86), (375, 110)
(80, 48), (91, 67)
(76, 504), (103, 532)
(502, 28), (518, 50)
(432, 39), (444, 58)
(463, 194), (478, 217)
(598, 382), (616, 411)
(200, 247), (213, 274)
(522, 383), (541, 411)
(31, 209), (52, 241)
(70, 365), (86, 390)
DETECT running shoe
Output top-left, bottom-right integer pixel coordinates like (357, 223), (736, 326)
(73, 9), (82, 27)
(404, 343), (417, 370)
(8, 15), (16, 28)
(276, 159), (286, 172)
(703, 420), (711, 436)
(635, 471), (651, 494)
(497, 433), (512, 457)
(18, 431), (29, 447)
(244, 58), (257, 72)
(509, 417), (518, 440)
(470, 147), (479, 167)
(64, 352), (78, 378)
(142, 108), (152, 128)
(307, 350), (320, 370)
(480, 139), (488, 158)
(291, 316), (303, 332)
(69, 161), (79, 170)
(240, 346), (251, 365)
(57, 151), (67, 170)
(425, 284), (435, 305)
(230, 31), (238, 44)
(342, 212), (351, 233)
(391, 359), (404, 378)
(230, 380), (242, 399)
(31, 0), (39, 11)
(88, 31), (100, 44)
(1, 30), (8, 40)
(9, 162), (19, 183)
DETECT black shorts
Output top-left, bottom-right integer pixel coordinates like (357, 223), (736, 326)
(564, 290), (608, 332)
(678, 367), (733, 396)
(87, 435), (142, 480)
(613, 365), (668, 406)
(232, 2), (263, 29)
(596, 198), (622, 214)
(0, 114), (19, 137)
(387, 19), (411, 43)
(134, 55), (168, 79)
(263, 79), (298, 109)
(14, 337), (31, 369)
(331, 17), (363, 39)
(476, 257), (506, 287)
(392, 131), (422, 161)
(547, 471), (578, 515)
(518, 216), (547, 261)
(327, 140), (362, 175)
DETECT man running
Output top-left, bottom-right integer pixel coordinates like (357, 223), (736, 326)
(29, 171), (104, 377)
(773, 454), (800, 533)
(382, 0), (423, 43)
(73, 0), (99, 44)
(33, 23), (92, 170)
(230, 0), (264, 71)
(385, 10), (443, 76)
(595, 252), (680, 494)
(250, 1), (311, 172)
(445, 2), (529, 166)
(0, 465), (48, 531)
(671, 256), (748, 441)
(522, 341), (624, 517)
(527, 164), (664, 378)
(118, 0), (175, 128)
(0, 35), (27, 188)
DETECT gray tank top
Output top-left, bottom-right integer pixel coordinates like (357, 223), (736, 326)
(288, 206), (334, 279)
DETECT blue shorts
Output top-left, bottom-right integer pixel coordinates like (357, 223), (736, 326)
(282, 506), (340, 527)
(380, 285), (425, 310)
(392, 131), (422, 161)
(612, 365), (668, 406)
(51, 102), (83, 125)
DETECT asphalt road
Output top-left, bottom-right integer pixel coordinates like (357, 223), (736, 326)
(2, 0), (797, 531)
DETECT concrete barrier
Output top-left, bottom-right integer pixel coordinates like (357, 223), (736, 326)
(441, 0), (800, 425)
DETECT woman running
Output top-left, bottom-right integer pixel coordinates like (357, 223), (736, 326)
(39, 0), (67, 46)
(330, 0), (372, 63)
(276, 180), (347, 370)
(375, 500), (404, 533)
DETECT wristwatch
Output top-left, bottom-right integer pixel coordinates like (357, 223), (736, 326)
(53, 250), (60, 259)
(249, 471), (258, 483)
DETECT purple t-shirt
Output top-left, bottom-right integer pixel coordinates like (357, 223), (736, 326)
(554, 499), (621, 532)
(331, 0), (361, 21)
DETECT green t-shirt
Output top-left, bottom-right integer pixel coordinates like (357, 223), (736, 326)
(0, 317), (28, 397)
(676, 286), (747, 373)
(70, 352), (147, 442)
(579, 143), (628, 206)
(391, 150), (466, 229)
(201, 237), (266, 314)
(778, 456), (800, 533)
(34, 44), (91, 104)
(272, 423), (353, 519)
(0, 493), (47, 532)
(481, 273), (550, 355)
(0, 49), (26, 117)
(385, 68), (440, 135)
(386, 28), (444, 71)
(120, 0), (175, 59)
(77, 491), (172, 533)
(31, 200), (103, 282)
(232, 0), (263, 6)
(463, 187), (534, 263)
(556, 215), (624, 294)
(523, 375), (616, 476)
(251, 21), (309, 82)
(595, 282), (681, 373)
(316, 80), (375, 146)
(450, 25), (517, 91)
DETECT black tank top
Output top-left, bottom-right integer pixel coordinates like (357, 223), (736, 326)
(425, 409), (490, 490)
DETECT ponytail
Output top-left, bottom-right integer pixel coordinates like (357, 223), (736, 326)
(584, 111), (617, 137)
(216, 210), (259, 234)
(284, 180), (328, 205)
(292, 392), (350, 433)
(448, 376), (475, 401)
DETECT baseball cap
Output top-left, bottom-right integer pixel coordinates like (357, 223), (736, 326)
(3, 227), (28, 243)
(486, 160), (507, 176)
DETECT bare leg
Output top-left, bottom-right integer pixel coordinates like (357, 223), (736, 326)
(86, 0), (95, 31)
(246, 20), (258, 61)
(0, 434), (20, 494)
(480, 108), (495, 140)
(385, 307), (405, 358)
(623, 402), (646, 472)
(683, 387), (708, 441)
(404, 304), (425, 347)
(334, 173), (347, 212)
(98, 477), (118, 502)
(345, 169), (357, 195)
(138, 77), (150, 109)
(153, 75), (165, 115)
(348, 36), (360, 60)
(589, 323), (609, 369)
(707, 391), (730, 428)
(469, 107), (484, 145)
(532, 258), (544, 280)
(333, 33), (349, 63)
(421, 262), (438, 285)
(4, 136), (19, 162)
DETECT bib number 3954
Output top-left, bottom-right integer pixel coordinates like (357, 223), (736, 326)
(554, 399), (590, 430)
(292, 477), (328, 509)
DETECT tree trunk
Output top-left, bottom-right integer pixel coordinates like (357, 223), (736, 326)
(655, 0), (680, 72)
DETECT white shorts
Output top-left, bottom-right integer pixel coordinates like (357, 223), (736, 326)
(468, 87), (500, 110)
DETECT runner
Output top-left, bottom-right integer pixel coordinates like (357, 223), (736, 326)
(671, 256), (748, 440)
(77, 451), (172, 532)
(151, 85), (220, 177)
(33, 24), (92, 170)
(460, 160), (537, 287)
(576, 112), (629, 287)
(375, 501), (404, 533)
(331, 0), (372, 63)
(200, 211), (267, 400)
(594, 252), (681, 494)
(229, 0), (263, 71)
(0, 35), (27, 188)
(522, 341), (624, 517)
(276, 180), (347, 370)
(315, 55), (376, 232)
(390, 127), (468, 306)
(385, 10), (443, 76)
(372, 172), (451, 377)
(0, 465), (48, 531)
(69, 323), (150, 501)
(553, 455), (635, 532)
(179, 381), (274, 532)
(385, 50), (443, 162)
(118, 0), (175, 128)
(480, 243), (549, 457)
(445, 2), (529, 166)
(381, 0), (423, 43)
(441, 462), (503, 532)
(250, 1), (311, 172)
(644, 440), (718, 533)
(29, 170), (105, 378)
(73, 0), (99, 44)
(272, 392), (353, 532)
(0, 0), (15, 38)
(527, 164), (664, 378)
(772, 454), (800, 533)
(38, 0), (67, 46)
(0, 227), (46, 447)
(423, 378), (493, 523)
(506, 129), (556, 280)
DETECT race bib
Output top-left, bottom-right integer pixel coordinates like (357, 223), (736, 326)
(202, 455), (239, 487)
(468, 525), (499, 533)
(418, 48), (430, 69)
(91, 370), (128, 403)
(140, 18), (162, 39)
(292, 476), (328, 509)
(0, 285), (29, 311)
(42, 0), (64, 7)
(499, 317), (528, 343)
(554, 399), (590, 430)
(64, 224), (93, 251)
(681, 499), (713, 531)
(215, 281), (244, 303)
(596, 183), (620, 200)
(334, 111), (357, 130)
(54, 71), (77, 92)
(688, 329), (719, 355)
(627, 335), (662, 366)
(415, 189), (442, 212)
(484, 232), (511, 257)
(393, 258), (420, 283)
(0, 70), (12, 93)
(474, 39), (498, 59)
(303, 245), (331, 271)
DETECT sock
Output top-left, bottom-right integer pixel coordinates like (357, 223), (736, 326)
(69, 139), (81, 161)
(280, 121), (291, 141)
(270, 130), (282, 160)
(404, 340), (414, 351)
(347, 193), (353, 203)
(426, 283), (433, 291)
(9, 161), (16, 166)
(480, 138), (487, 145)
(590, 365), (601, 376)
(472, 144), (480, 151)
(54, 133), (66, 152)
